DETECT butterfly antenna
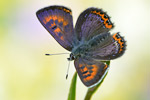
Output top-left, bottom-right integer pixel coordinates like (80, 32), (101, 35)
(45, 53), (69, 56)
(66, 61), (70, 79)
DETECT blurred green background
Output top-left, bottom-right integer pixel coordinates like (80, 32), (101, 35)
(0, 0), (149, 100)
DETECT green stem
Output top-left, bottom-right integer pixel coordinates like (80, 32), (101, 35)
(67, 72), (77, 100)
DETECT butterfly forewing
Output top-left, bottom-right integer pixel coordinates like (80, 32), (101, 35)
(36, 6), (78, 51)
(74, 57), (109, 87)
(75, 8), (114, 41)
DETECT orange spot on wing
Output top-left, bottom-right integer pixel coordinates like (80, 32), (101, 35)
(113, 33), (117, 39)
(91, 10), (97, 14)
(79, 64), (88, 72)
(57, 16), (68, 26)
(105, 24), (112, 29)
(60, 36), (64, 41)
(52, 16), (57, 20)
(113, 33), (125, 53)
(54, 27), (61, 33)
(84, 72), (93, 81)
(44, 16), (52, 24)
(83, 65), (98, 81)
(43, 15), (58, 24)
(63, 8), (72, 15)
(96, 12), (101, 16)
(91, 65), (98, 76)
(50, 23), (56, 28)
(63, 21), (68, 26)
(91, 10), (112, 29)
(53, 27), (64, 41)
(58, 17), (64, 22)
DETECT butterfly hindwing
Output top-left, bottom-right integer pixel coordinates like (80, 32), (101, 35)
(36, 6), (78, 51)
(74, 57), (109, 87)
(75, 8), (114, 41)
(86, 32), (126, 60)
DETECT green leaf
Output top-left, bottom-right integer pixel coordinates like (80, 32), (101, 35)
(84, 61), (110, 100)
(67, 72), (77, 100)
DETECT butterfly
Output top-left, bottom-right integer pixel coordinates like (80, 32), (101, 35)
(36, 6), (126, 87)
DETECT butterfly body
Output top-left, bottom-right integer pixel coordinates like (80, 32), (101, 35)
(36, 6), (126, 87)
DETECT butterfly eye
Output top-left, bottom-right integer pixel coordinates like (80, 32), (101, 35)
(67, 53), (75, 61)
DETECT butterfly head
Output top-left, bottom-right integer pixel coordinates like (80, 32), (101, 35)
(67, 44), (89, 61)
(67, 53), (76, 61)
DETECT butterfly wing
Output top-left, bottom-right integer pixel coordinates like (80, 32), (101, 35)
(75, 7), (126, 60)
(75, 7), (114, 41)
(86, 32), (126, 60)
(36, 6), (78, 51)
(74, 57), (109, 87)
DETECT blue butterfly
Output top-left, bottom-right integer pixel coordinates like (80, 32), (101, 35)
(36, 6), (126, 87)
